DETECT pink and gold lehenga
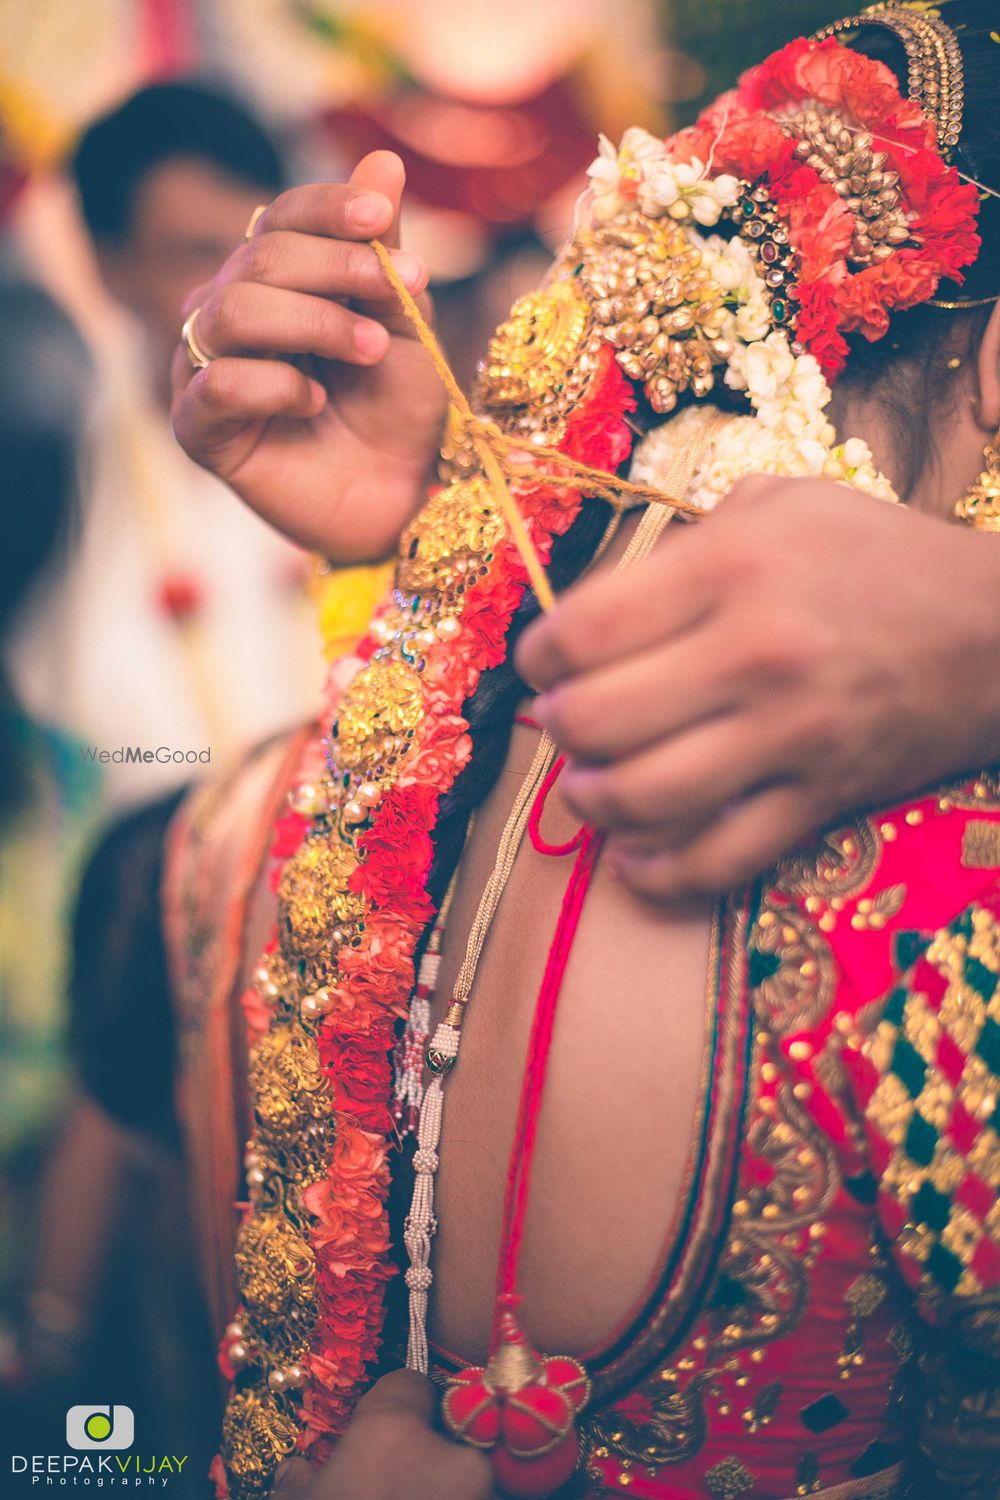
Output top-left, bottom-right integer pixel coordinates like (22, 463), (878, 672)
(162, 13), (999, 1500)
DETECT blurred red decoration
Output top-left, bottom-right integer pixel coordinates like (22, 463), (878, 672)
(322, 76), (597, 230)
(156, 571), (204, 621)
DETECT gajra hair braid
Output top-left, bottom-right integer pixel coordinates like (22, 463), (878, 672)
(424, 493), (612, 912)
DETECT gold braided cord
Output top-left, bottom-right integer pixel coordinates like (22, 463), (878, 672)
(369, 241), (707, 613)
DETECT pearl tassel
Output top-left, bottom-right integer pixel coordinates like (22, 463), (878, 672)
(402, 736), (557, 1375)
(404, 1029), (452, 1372)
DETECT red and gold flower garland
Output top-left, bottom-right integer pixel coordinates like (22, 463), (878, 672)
(677, 36), (980, 376)
(215, 344), (635, 1497)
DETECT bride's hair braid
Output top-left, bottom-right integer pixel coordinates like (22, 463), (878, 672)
(423, 496), (612, 910)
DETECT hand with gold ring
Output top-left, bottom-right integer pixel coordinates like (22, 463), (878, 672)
(171, 150), (444, 564)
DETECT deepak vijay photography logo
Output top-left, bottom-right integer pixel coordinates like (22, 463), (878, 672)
(10, 1406), (188, 1487)
(67, 1407), (134, 1450)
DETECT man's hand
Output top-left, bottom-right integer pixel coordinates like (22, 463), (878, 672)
(271, 1371), (496, 1500)
(517, 477), (1000, 900)
(171, 151), (447, 564)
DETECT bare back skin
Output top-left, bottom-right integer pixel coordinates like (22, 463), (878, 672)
(427, 715), (713, 1365)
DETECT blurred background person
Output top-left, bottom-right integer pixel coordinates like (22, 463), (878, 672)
(0, 84), (326, 1484)
(0, 280), (97, 1391)
(5, 82), (324, 813)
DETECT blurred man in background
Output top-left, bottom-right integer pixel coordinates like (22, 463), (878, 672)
(0, 281), (97, 1387)
(6, 82), (324, 812)
(1, 85), (327, 1486)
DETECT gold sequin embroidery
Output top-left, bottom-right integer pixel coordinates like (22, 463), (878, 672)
(862, 904), (1000, 1302)
(961, 819), (1000, 869)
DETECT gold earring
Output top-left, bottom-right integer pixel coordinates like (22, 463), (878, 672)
(955, 428), (1000, 530)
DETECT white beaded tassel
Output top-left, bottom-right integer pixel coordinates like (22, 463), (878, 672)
(394, 875), (458, 1139)
(392, 951), (437, 1135)
(403, 735), (555, 1374)
(404, 1026), (454, 1372)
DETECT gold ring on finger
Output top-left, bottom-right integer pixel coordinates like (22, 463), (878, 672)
(244, 202), (268, 240)
(181, 306), (214, 371)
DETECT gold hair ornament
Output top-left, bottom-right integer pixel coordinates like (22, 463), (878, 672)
(929, 293), (1000, 309)
(815, 7), (1000, 309)
(814, 1), (965, 154)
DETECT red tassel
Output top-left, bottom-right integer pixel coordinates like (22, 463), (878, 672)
(442, 1308), (590, 1498)
(442, 785), (602, 1496)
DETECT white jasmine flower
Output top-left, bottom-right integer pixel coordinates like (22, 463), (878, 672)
(637, 154), (741, 225)
(727, 332), (795, 403)
(734, 295), (772, 344)
(587, 127), (668, 222)
(689, 170), (741, 227)
(792, 436), (830, 471)
(629, 403), (896, 514)
(841, 437), (870, 469)
(587, 134), (629, 222)
(789, 352), (829, 413)
(619, 125), (668, 167)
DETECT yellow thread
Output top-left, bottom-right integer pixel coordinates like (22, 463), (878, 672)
(370, 239), (706, 612)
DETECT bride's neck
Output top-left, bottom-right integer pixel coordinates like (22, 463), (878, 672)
(828, 372), (986, 519)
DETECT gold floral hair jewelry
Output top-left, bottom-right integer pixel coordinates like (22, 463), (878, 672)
(955, 426), (1000, 529)
(813, 6), (1000, 311)
(814, 1), (965, 154)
